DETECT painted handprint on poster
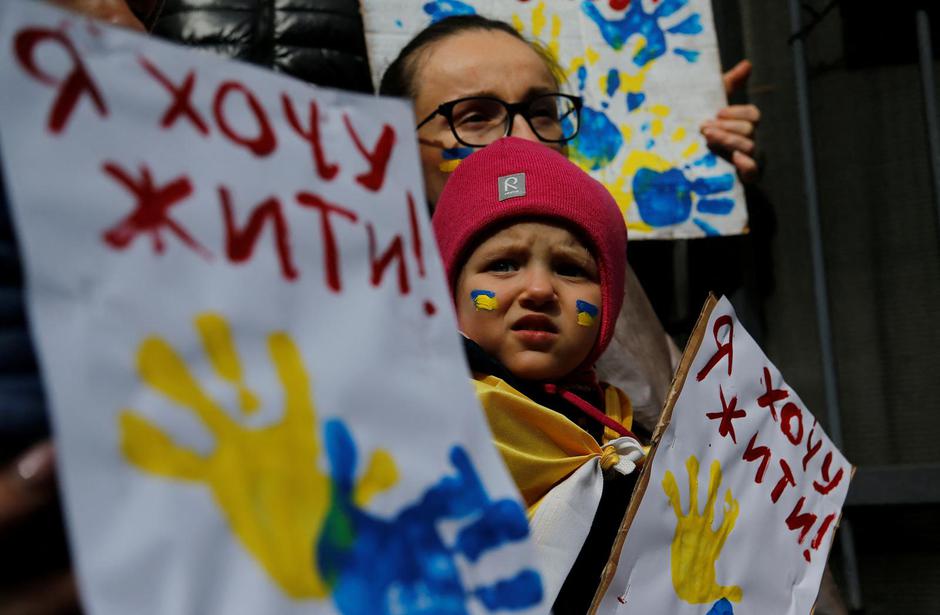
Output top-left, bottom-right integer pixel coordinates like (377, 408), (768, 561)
(663, 456), (741, 609)
(318, 420), (542, 614)
(121, 313), (542, 611)
(361, 0), (747, 238)
(120, 313), (390, 598)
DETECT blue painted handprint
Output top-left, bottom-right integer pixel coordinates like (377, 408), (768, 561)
(316, 419), (543, 615)
(633, 159), (735, 235)
(568, 65), (624, 171)
(582, 0), (703, 67)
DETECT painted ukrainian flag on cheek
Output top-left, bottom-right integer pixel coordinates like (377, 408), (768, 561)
(471, 290), (499, 311)
(439, 147), (474, 172)
(576, 300), (599, 327)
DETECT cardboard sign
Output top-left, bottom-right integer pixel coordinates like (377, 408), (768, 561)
(361, 0), (747, 239)
(595, 296), (852, 614)
(0, 1), (546, 613)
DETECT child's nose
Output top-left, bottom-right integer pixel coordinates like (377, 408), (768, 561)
(519, 267), (556, 306)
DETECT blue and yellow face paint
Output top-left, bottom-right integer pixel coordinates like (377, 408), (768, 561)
(439, 147), (474, 173)
(576, 300), (599, 327)
(470, 289), (498, 311)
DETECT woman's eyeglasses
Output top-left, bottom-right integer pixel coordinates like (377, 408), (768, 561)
(416, 93), (583, 147)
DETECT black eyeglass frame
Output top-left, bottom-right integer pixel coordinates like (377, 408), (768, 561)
(415, 93), (584, 148)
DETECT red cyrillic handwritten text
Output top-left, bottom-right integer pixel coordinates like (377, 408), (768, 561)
(14, 26), (108, 134)
(696, 314), (734, 381)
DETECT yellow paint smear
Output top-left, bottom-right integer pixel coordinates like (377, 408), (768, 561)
(532, 1), (546, 37)
(439, 159), (461, 173)
(577, 312), (596, 327)
(651, 118), (664, 137)
(567, 56), (585, 78)
(649, 104), (671, 117)
(586, 46), (600, 65)
(620, 123), (633, 143)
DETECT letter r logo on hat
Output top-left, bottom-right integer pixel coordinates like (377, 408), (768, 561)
(498, 173), (526, 201)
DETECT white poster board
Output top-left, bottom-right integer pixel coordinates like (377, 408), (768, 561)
(0, 2), (545, 613)
(361, 0), (747, 239)
(597, 296), (852, 614)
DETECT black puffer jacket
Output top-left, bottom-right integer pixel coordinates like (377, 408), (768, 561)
(152, 0), (373, 92)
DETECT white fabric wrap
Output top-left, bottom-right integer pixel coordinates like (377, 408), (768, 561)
(528, 436), (644, 604)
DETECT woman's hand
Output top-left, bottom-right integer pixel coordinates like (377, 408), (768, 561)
(0, 441), (80, 615)
(702, 60), (761, 183)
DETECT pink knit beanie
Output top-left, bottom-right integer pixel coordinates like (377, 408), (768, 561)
(432, 137), (627, 367)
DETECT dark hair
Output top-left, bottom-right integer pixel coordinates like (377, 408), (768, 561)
(378, 15), (564, 99)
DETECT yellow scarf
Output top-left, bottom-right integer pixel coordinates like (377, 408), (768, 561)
(472, 374), (640, 513)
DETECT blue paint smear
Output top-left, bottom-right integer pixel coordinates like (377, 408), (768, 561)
(423, 0), (476, 24)
(605, 68), (621, 97)
(657, 0), (690, 18)
(626, 91), (646, 112)
(691, 152), (718, 168)
(470, 289), (495, 300)
(577, 65), (588, 92)
(667, 13), (703, 35)
(442, 146), (474, 160)
(691, 173), (735, 194)
(633, 167), (692, 227)
(576, 299), (599, 316)
(706, 597), (735, 614)
(581, 0), (699, 67)
(633, 167), (735, 228)
(674, 48), (701, 62)
(697, 197), (736, 215)
(645, 138), (656, 149)
(693, 218), (721, 236)
(569, 106), (623, 170)
(562, 114), (577, 140)
(316, 419), (542, 614)
(395, 19), (403, 28)
(474, 570), (543, 610)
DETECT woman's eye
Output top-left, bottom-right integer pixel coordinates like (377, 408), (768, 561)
(529, 107), (557, 120)
(454, 109), (500, 126)
(462, 114), (491, 126)
(487, 259), (518, 273)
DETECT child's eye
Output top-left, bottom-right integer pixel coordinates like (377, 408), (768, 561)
(556, 262), (588, 278)
(486, 259), (519, 273)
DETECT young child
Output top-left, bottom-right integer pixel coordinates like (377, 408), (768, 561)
(431, 137), (645, 612)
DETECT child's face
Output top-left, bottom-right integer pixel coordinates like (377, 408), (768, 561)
(455, 221), (602, 381)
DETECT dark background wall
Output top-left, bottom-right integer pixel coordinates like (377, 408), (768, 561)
(639, 1), (940, 612)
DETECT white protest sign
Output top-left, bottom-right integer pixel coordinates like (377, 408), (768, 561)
(0, 1), (546, 613)
(361, 0), (747, 239)
(598, 296), (852, 614)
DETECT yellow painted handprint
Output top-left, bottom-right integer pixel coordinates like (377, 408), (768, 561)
(118, 313), (398, 599)
(662, 456), (742, 605)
